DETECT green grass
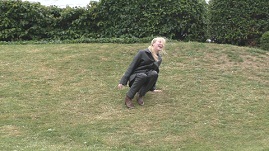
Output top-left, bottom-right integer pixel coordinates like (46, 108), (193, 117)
(0, 42), (268, 151)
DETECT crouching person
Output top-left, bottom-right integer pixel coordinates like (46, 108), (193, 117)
(117, 37), (166, 109)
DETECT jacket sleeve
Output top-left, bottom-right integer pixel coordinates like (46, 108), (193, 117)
(119, 51), (141, 85)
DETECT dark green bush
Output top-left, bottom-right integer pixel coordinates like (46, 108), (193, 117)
(0, 0), (48, 41)
(208, 0), (269, 46)
(260, 31), (269, 51)
(0, 0), (207, 42)
(96, 0), (208, 41)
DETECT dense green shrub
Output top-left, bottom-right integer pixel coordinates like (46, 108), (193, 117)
(49, 6), (86, 40)
(0, 0), (207, 42)
(0, 0), (89, 41)
(260, 31), (269, 51)
(0, 0), (48, 41)
(96, 0), (208, 41)
(208, 0), (269, 46)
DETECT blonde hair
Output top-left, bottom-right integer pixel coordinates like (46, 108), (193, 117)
(148, 37), (167, 61)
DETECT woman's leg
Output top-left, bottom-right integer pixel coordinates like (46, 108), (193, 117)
(139, 70), (158, 97)
(126, 73), (148, 99)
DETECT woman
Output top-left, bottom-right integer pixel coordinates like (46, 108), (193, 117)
(118, 37), (166, 109)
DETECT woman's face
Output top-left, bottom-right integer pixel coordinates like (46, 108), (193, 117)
(152, 39), (164, 52)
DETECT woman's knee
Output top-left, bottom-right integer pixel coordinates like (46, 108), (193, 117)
(137, 73), (148, 79)
(148, 70), (158, 77)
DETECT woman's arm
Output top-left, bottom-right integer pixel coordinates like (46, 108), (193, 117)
(119, 51), (142, 85)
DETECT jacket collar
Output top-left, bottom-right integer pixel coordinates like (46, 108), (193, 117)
(145, 48), (151, 53)
(146, 48), (160, 56)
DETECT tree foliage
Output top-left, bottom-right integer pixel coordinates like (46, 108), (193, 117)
(96, 0), (207, 41)
(260, 31), (269, 51)
(0, 0), (48, 40)
(0, 0), (207, 42)
(208, 0), (269, 46)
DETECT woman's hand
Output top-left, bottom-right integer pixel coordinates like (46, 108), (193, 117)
(118, 84), (124, 89)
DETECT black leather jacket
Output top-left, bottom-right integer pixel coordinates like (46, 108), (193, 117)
(119, 49), (162, 89)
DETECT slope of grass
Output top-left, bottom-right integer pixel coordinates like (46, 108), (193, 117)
(0, 42), (268, 150)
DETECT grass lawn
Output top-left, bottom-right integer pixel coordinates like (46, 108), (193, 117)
(0, 42), (268, 150)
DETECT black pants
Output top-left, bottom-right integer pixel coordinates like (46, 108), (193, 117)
(127, 70), (158, 99)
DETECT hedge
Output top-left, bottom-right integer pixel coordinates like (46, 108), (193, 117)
(0, 0), (208, 42)
(260, 31), (269, 51)
(208, 0), (269, 46)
